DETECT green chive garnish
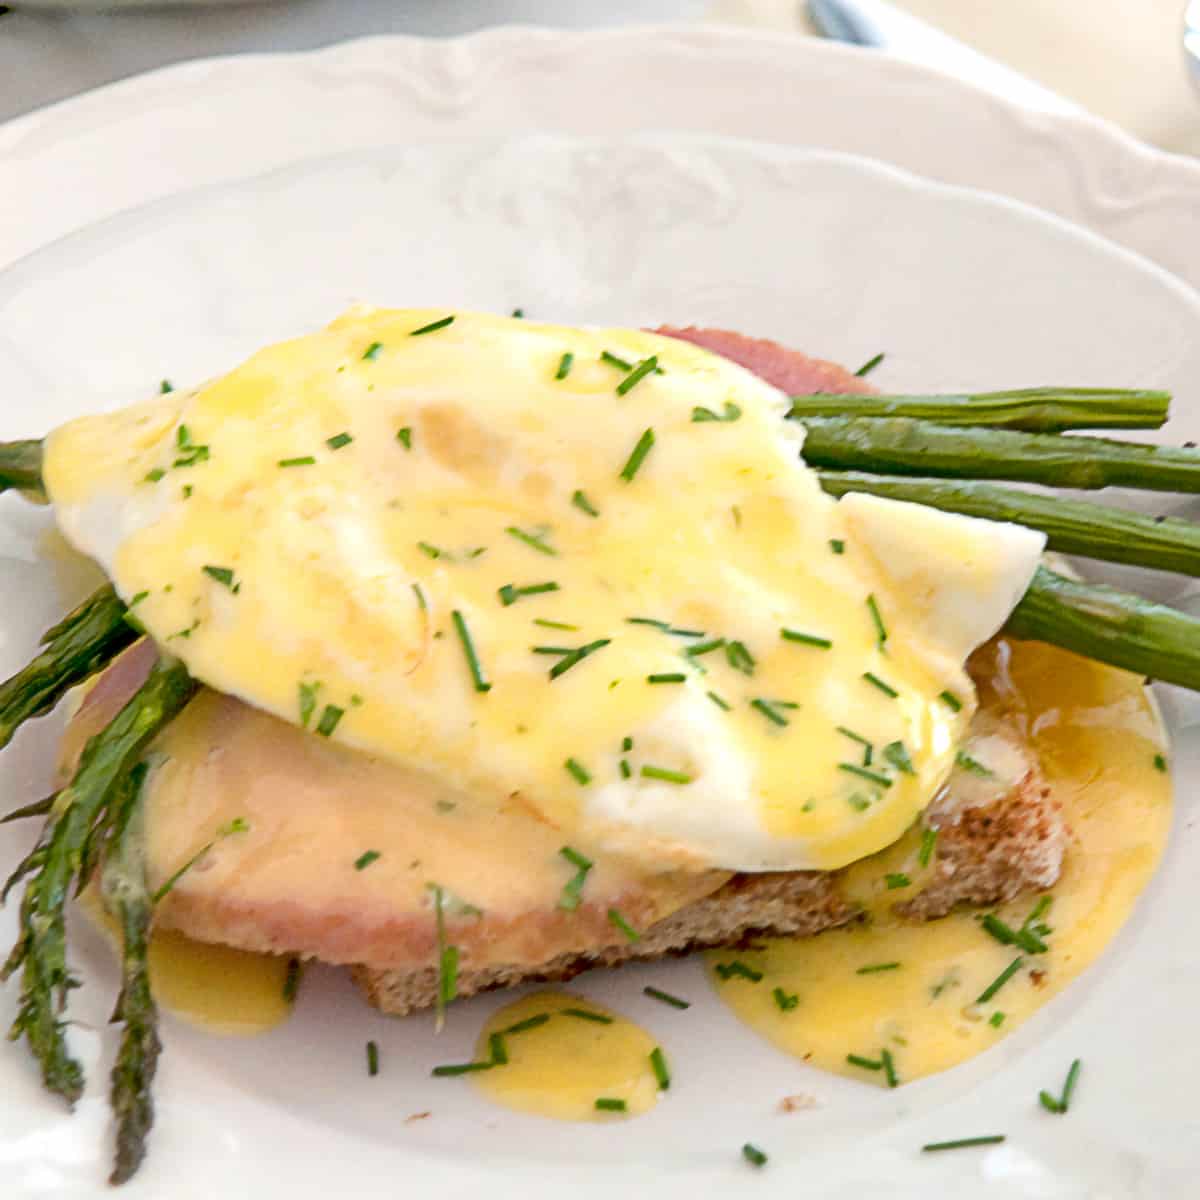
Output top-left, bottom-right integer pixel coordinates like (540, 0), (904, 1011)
(866, 594), (888, 649)
(725, 640), (756, 675)
(829, 538), (845, 554)
(412, 582), (427, 610)
(326, 432), (353, 450)
(922, 1136), (1005, 1153)
(354, 850), (381, 871)
(417, 541), (442, 559)
(298, 681), (320, 728)
(836, 727), (874, 765)
(691, 402), (741, 423)
(557, 845), (594, 911)
(488, 1033), (508, 1066)
(781, 628), (832, 649)
(750, 698), (791, 727)
(451, 609), (492, 693)
(498, 581), (560, 606)
(562, 1008), (613, 1025)
(938, 689), (963, 712)
(594, 1098), (627, 1113)
(856, 962), (901, 975)
(706, 690), (731, 711)
(641, 765), (692, 785)
(716, 961), (763, 982)
(504, 1014), (551, 1035)
(883, 741), (915, 775)
(647, 673), (687, 684)
(362, 341), (383, 361)
(397, 427), (413, 450)
(918, 827), (938, 868)
(608, 908), (640, 942)
(616, 355), (659, 396)
(989, 1012), (1006, 1028)
(572, 489), (599, 517)
(619, 428), (656, 482)
(202, 565), (237, 590)
(885, 873), (911, 890)
(410, 314), (455, 337)
(1038, 1058), (1082, 1115)
(772, 987), (799, 1012)
(432, 885), (458, 1023)
(977, 956), (1024, 1004)
(862, 672), (898, 698)
(431, 1061), (494, 1077)
(956, 750), (993, 777)
(278, 455), (317, 467)
(649, 1047), (670, 1090)
(533, 618), (578, 630)
(644, 986), (690, 1010)
(685, 638), (725, 658)
(548, 638), (611, 680)
(742, 1144), (768, 1168)
(846, 1054), (882, 1071)
(600, 350), (633, 371)
(881, 1048), (898, 1088)
(555, 351), (575, 381)
(838, 763), (892, 788)
(316, 704), (344, 737)
(565, 758), (591, 786)
(854, 351), (885, 377)
(366, 1041), (380, 1076)
(1153, 752), (1167, 772)
(144, 468), (166, 483)
(505, 525), (558, 556)
(160, 379), (174, 393)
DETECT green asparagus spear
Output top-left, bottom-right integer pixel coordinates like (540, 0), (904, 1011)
(1005, 566), (1200, 688)
(818, 472), (1200, 576)
(800, 417), (1200, 492)
(1, 657), (195, 1104)
(0, 585), (137, 750)
(102, 762), (160, 1186)
(790, 387), (1170, 432)
(0, 439), (46, 502)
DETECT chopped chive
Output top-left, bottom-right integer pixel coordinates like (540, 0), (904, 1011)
(955, 750), (993, 777)
(431, 1061), (494, 1077)
(866, 594), (888, 649)
(144, 468), (166, 483)
(742, 1144), (768, 1168)
(315, 704), (344, 737)
(881, 1048), (898, 1089)
(1153, 752), (1167, 772)
(600, 350), (634, 371)
(847, 793), (871, 812)
(976, 956), (1024, 1004)
(856, 962), (901, 975)
(854, 351), (885, 377)
(621, 736), (634, 752)
(620, 759), (632, 778)
(781, 628), (832, 649)
(862, 671), (898, 698)
(150, 816), (250, 903)
(326, 432), (353, 450)
(608, 909), (640, 942)
(432, 885), (459, 1022)
(838, 763), (892, 788)
(641, 765), (692, 785)
(505, 525), (558, 556)
(562, 1008), (613, 1025)
(627, 617), (670, 630)
(725, 640), (756, 676)
(555, 351), (575, 381)
(451, 609), (492, 693)
(989, 1011), (1006, 1028)
(129, 591), (149, 607)
(938, 689), (963, 712)
(278, 455), (317, 467)
(616, 354), (659, 396)
(685, 637), (726, 657)
(397, 427), (413, 450)
(555, 849), (589, 912)
(549, 638), (611, 681)
(829, 538), (845, 554)
(922, 1136), (1006, 1153)
(412, 582), (427, 610)
(691, 401), (741, 423)
(649, 1047), (671, 1090)
(571, 489), (599, 517)
(362, 341), (383, 361)
(836, 727), (874, 765)
(533, 645), (574, 655)
(159, 379), (174, 393)
(410, 315), (455, 336)
(511, 308), (524, 319)
(668, 627), (705, 639)
(533, 618), (578, 630)
(846, 1054), (882, 1071)
(619, 428), (656, 482)
(644, 986), (690, 1010)
(751, 698), (791, 728)
(354, 850), (381, 871)
(565, 758), (591, 786)
(366, 1041), (380, 1076)
(981, 913), (1046, 954)
(498, 581), (560, 606)
(706, 690), (731, 711)
(1060, 1058), (1082, 1111)
(202, 565), (236, 590)
(716, 961), (763, 983)
(647, 672), (687, 684)
(772, 987), (799, 1012)
(918, 827), (938, 868)
(594, 1098), (627, 1113)
(417, 542), (442, 559)
(885, 873), (911, 890)
(504, 1014), (551, 1035)
(283, 958), (302, 1004)
(298, 681), (321, 728)
(488, 1033), (508, 1066)
(883, 741), (915, 775)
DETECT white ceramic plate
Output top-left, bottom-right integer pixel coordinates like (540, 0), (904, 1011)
(0, 133), (1199, 1200)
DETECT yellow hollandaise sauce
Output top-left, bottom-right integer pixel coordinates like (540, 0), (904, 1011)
(79, 886), (293, 1036)
(470, 991), (667, 1120)
(706, 638), (1171, 1084)
(42, 308), (1046, 876)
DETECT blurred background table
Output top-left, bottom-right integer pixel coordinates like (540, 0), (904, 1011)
(1, 0), (1197, 156)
